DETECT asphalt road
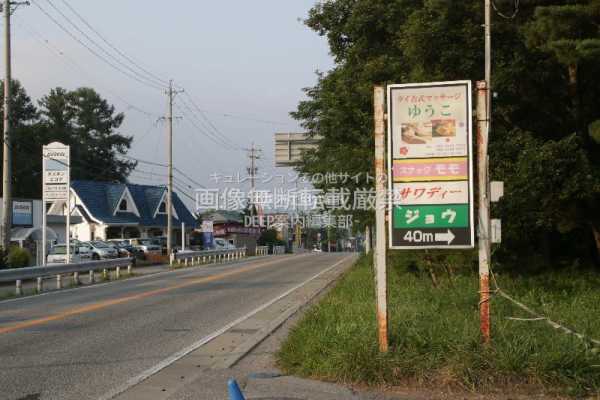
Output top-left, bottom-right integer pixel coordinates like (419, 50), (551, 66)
(0, 252), (350, 400)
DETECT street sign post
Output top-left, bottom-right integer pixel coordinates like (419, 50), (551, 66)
(42, 142), (70, 265)
(387, 81), (474, 249)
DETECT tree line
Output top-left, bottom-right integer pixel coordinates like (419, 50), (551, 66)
(294, 0), (600, 270)
(0, 80), (136, 199)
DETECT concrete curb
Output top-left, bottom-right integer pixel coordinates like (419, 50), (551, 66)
(213, 255), (355, 370)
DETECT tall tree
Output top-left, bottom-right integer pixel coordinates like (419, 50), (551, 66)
(1, 83), (137, 198)
(0, 80), (41, 198)
(294, 0), (600, 269)
(38, 87), (136, 183)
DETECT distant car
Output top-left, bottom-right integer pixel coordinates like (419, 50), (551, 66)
(86, 241), (119, 260)
(106, 240), (141, 258)
(214, 238), (235, 250)
(133, 238), (161, 253)
(312, 245), (322, 253)
(47, 244), (92, 264)
(151, 237), (168, 255)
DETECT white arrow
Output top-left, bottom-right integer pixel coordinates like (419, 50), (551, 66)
(435, 230), (456, 245)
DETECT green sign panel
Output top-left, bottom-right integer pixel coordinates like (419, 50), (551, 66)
(393, 204), (469, 229)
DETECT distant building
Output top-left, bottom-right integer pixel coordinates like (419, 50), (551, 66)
(201, 210), (261, 253)
(0, 197), (82, 264)
(48, 180), (196, 243)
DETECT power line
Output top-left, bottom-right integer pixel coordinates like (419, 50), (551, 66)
(13, 15), (161, 118)
(173, 182), (197, 203)
(119, 154), (167, 168)
(174, 101), (238, 151)
(119, 154), (206, 189)
(175, 96), (237, 150)
(130, 168), (192, 189)
(194, 108), (296, 127)
(43, 0), (166, 90)
(58, 0), (169, 87)
(183, 91), (242, 150)
(31, 0), (165, 91)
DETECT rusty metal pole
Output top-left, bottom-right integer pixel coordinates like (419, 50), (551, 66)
(477, 80), (491, 345)
(373, 86), (388, 353)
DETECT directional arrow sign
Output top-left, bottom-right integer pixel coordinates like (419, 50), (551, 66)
(435, 230), (455, 245)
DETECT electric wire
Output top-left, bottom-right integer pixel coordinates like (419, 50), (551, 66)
(43, 0), (167, 90)
(58, 0), (170, 87)
(31, 0), (165, 91)
(183, 91), (242, 150)
(174, 101), (238, 151)
(13, 15), (161, 118)
(175, 97), (237, 150)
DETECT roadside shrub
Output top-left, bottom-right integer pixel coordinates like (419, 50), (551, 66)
(8, 246), (31, 268)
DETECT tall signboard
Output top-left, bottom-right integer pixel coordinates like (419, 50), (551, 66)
(42, 142), (70, 264)
(201, 220), (214, 249)
(387, 81), (474, 249)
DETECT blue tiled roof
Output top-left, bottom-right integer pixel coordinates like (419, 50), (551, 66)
(71, 180), (197, 228)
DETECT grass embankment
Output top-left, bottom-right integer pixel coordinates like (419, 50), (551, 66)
(277, 255), (600, 397)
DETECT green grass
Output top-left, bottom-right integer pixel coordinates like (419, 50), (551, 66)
(277, 255), (600, 397)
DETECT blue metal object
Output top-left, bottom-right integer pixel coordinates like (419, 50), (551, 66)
(228, 378), (246, 400)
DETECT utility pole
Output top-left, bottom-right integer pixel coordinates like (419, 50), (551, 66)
(245, 142), (261, 214)
(373, 86), (388, 353)
(1, 0), (29, 250)
(478, 0), (492, 345)
(165, 80), (183, 260)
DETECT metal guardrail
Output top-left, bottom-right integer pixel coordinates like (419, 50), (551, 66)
(1, 245), (286, 298)
(256, 246), (268, 256)
(0, 257), (134, 296)
(170, 248), (247, 266)
(273, 245), (286, 255)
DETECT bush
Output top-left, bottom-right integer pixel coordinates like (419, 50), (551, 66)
(8, 246), (31, 268)
(0, 247), (7, 269)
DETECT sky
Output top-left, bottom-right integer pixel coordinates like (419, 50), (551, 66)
(10, 0), (333, 210)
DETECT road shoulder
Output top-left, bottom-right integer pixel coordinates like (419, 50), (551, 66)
(110, 253), (358, 400)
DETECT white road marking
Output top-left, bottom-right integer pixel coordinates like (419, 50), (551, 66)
(98, 254), (353, 400)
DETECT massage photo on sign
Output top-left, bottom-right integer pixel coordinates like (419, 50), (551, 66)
(400, 119), (456, 145)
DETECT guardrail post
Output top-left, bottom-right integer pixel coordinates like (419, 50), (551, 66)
(127, 264), (132, 275)
(56, 274), (62, 289)
(115, 266), (121, 280)
(37, 277), (43, 293)
(103, 269), (108, 280)
(15, 280), (22, 296)
(89, 270), (95, 283)
(73, 271), (79, 286)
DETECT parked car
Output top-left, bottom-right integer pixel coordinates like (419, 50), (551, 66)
(86, 241), (119, 260)
(150, 236), (168, 255)
(47, 244), (92, 264)
(106, 239), (142, 258)
(214, 238), (235, 250)
(128, 238), (161, 253)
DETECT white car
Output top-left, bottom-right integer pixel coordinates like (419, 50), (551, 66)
(86, 241), (119, 260)
(47, 244), (92, 264)
(214, 238), (235, 250)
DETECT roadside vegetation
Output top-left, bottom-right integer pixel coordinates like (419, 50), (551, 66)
(278, 255), (600, 397)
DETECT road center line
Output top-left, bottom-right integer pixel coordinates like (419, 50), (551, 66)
(0, 254), (308, 336)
